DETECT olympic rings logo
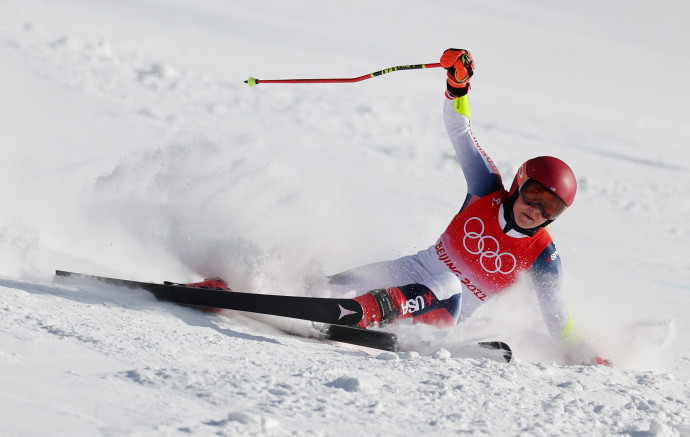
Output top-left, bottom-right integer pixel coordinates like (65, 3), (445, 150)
(463, 217), (517, 275)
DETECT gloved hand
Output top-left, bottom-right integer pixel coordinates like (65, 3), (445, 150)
(440, 48), (475, 97)
(565, 341), (614, 367)
(594, 356), (614, 367)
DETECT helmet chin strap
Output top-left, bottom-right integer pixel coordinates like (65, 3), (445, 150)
(502, 191), (553, 237)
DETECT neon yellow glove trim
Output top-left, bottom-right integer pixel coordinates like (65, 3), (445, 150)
(454, 95), (471, 120)
(559, 311), (582, 346)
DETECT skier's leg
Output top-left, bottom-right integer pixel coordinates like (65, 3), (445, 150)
(354, 272), (463, 328)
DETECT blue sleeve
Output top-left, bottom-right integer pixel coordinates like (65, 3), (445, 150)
(528, 242), (572, 340)
(443, 97), (503, 200)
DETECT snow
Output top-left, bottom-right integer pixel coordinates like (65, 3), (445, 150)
(1, 0), (689, 435)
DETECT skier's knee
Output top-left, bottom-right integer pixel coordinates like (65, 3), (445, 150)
(420, 272), (462, 300)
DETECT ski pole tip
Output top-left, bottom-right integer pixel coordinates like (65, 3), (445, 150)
(245, 77), (258, 87)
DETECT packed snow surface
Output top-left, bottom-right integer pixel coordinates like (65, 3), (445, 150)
(1, 0), (689, 435)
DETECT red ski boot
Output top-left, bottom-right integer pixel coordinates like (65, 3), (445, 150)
(185, 277), (232, 291)
(184, 277), (233, 313)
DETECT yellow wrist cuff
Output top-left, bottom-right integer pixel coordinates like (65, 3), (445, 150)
(453, 95), (471, 120)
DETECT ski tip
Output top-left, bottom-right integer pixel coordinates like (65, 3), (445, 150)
(245, 77), (258, 87)
(478, 341), (513, 363)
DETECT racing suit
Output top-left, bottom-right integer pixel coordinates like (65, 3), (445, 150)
(319, 94), (576, 343)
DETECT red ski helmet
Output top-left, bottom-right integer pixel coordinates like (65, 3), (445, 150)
(508, 156), (577, 208)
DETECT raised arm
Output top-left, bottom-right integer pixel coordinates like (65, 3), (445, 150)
(440, 49), (502, 202)
(443, 98), (502, 199)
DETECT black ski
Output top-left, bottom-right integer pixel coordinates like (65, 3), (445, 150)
(55, 270), (363, 326)
(323, 324), (399, 351)
(322, 325), (511, 362)
(55, 270), (512, 362)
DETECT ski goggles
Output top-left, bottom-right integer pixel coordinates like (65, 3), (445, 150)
(519, 179), (567, 220)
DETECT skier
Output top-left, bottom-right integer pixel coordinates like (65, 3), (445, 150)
(307, 49), (610, 366)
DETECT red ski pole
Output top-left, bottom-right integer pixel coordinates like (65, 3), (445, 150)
(245, 62), (442, 87)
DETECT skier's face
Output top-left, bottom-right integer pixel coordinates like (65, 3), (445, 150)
(512, 193), (549, 229)
(519, 180), (567, 220)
